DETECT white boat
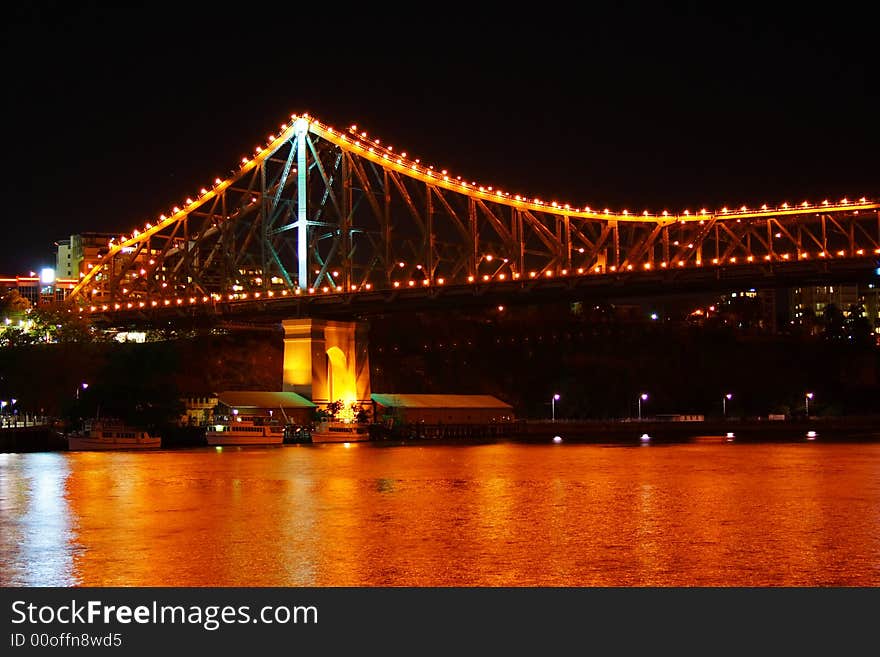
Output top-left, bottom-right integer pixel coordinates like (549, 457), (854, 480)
(67, 419), (161, 451)
(205, 419), (285, 446)
(310, 421), (371, 443)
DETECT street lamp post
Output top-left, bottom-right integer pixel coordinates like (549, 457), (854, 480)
(723, 393), (732, 417)
(805, 392), (814, 417)
(551, 394), (560, 422)
(76, 382), (88, 400)
(637, 393), (648, 420)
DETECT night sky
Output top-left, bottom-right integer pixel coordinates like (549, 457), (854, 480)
(2, 2), (877, 274)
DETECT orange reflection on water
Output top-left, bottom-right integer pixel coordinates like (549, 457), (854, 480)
(1, 442), (879, 586)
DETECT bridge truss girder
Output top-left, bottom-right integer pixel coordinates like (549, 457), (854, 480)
(68, 116), (880, 314)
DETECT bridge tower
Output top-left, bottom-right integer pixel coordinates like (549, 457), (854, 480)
(281, 319), (371, 409)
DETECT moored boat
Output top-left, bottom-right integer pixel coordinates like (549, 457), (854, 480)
(205, 419), (285, 446)
(310, 420), (371, 443)
(67, 419), (161, 451)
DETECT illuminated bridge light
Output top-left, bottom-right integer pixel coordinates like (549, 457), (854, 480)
(393, 281), (401, 288)
(467, 276), (475, 283)
(151, 301), (157, 307)
(678, 261), (685, 267)
(609, 266), (617, 272)
(322, 287), (329, 293)
(529, 272), (537, 278)
(626, 264), (633, 271)
(837, 250), (846, 256)
(365, 283), (372, 290)
(765, 255), (772, 260)
(561, 269), (568, 275)
(857, 249), (864, 255)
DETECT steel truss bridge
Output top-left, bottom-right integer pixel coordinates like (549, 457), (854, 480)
(68, 113), (879, 320)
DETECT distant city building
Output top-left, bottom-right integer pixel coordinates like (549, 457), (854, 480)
(862, 284), (880, 334)
(0, 272), (78, 307)
(789, 283), (880, 336)
(790, 284), (859, 321)
(55, 239), (75, 278)
(55, 232), (117, 279)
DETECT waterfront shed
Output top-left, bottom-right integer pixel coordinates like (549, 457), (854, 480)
(370, 394), (514, 425)
(215, 391), (315, 424)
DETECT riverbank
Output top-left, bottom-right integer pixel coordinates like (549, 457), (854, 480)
(0, 426), (67, 452)
(2, 416), (878, 453)
(510, 416), (880, 443)
(371, 416), (880, 445)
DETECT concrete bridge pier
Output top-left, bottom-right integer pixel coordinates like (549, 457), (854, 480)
(281, 318), (371, 411)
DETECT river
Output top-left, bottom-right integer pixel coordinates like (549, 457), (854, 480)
(1, 441), (878, 586)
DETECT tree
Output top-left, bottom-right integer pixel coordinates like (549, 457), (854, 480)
(0, 326), (36, 348)
(28, 304), (97, 343)
(0, 290), (31, 316)
(823, 303), (846, 341)
(846, 303), (874, 346)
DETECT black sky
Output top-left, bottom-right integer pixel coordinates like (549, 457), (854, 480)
(2, 2), (877, 273)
